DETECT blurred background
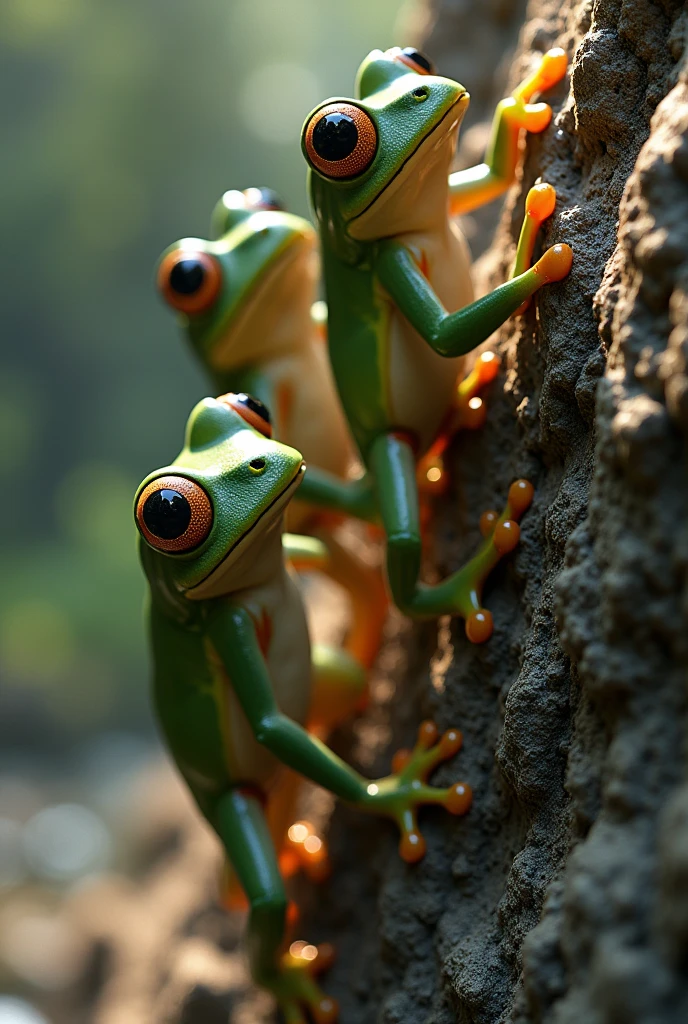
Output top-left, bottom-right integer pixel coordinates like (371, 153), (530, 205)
(0, 1), (417, 1019)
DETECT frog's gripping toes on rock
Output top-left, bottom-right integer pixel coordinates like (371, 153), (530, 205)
(134, 394), (472, 1023)
(300, 46), (571, 639)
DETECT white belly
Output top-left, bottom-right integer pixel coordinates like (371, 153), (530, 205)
(222, 567), (313, 789)
(387, 221), (474, 452)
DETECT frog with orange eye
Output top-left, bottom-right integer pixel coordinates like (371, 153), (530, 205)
(156, 186), (387, 669)
(298, 45), (573, 639)
(135, 391), (473, 1023)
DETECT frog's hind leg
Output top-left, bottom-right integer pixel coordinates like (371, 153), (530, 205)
(207, 787), (338, 1023)
(370, 431), (534, 639)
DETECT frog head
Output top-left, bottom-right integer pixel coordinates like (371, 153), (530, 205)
(135, 392), (304, 602)
(157, 188), (318, 373)
(301, 47), (469, 262)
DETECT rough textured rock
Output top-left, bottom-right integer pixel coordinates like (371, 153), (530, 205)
(69, 2), (688, 1022)
(316, 0), (687, 1021)
(304, 0), (688, 1021)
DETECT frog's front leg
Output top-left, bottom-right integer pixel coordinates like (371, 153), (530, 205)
(449, 48), (567, 216)
(297, 463), (379, 523)
(375, 230), (572, 360)
(206, 604), (470, 843)
(369, 431), (534, 638)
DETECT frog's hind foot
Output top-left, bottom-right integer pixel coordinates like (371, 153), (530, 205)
(388, 720), (472, 863)
(270, 941), (338, 1023)
(455, 478), (535, 644)
(511, 48), (568, 132)
(280, 820), (331, 884)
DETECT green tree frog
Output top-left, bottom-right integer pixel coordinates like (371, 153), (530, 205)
(299, 46), (572, 642)
(134, 391), (472, 1023)
(156, 187), (387, 668)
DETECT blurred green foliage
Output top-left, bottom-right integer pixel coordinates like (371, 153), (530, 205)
(0, 0), (407, 740)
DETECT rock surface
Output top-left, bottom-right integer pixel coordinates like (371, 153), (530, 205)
(313, 0), (688, 1021)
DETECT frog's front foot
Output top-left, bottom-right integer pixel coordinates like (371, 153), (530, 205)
(509, 47), (568, 132)
(267, 941), (338, 1024)
(364, 720), (472, 863)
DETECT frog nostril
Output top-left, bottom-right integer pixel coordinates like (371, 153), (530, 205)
(249, 458), (267, 474)
(412, 86), (430, 101)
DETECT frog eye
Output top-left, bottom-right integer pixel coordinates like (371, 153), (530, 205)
(396, 47), (436, 76)
(243, 187), (285, 212)
(303, 102), (378, 180)
(157, 249), (222, 315)
(135, 475), (213, 553)
(217, 392), (273, 438)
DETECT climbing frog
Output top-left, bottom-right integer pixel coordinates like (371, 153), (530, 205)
(135, 391), (472, 1023)
(156, 187), (386, 668)
(300, 46), (572, 640)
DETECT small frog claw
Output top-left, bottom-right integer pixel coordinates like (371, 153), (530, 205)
(391, 720), (472, 864)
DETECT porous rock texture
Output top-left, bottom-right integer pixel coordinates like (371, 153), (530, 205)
(314, 0), (688, 1020)
(71, 2), (688, 1022)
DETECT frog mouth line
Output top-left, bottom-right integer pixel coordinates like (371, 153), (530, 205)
(350, 92), (468, 226)
(186, 462), (305, 599)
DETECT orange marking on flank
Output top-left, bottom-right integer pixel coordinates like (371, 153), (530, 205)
(250, 608), (273, 657)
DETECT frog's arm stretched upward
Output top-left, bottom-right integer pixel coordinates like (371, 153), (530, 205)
(207, 605), (370, 801)
(374, 237), (572, 359)
(205, 603), (470, 855)
(449, 48), (567, 215)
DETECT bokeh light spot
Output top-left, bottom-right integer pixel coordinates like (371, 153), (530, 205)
(23, 803), (111, 882)
(0, 998), (49, 1024)
(240, 63), (321, 145)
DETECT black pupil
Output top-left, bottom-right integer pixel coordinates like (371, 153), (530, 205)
(402, 47), (434, 74)
(169, 259), (205, 295)
(236, 392), (271, 425)
(312, 113), (359, 162)
(143, 489), (191, 540)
